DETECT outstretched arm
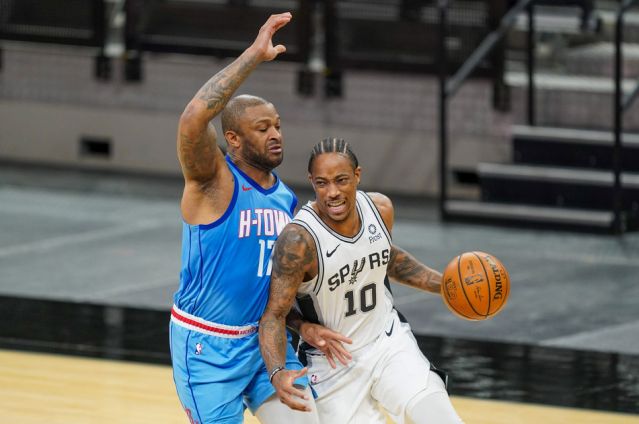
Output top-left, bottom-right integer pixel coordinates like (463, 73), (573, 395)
(177, 12), (292, 183)
(259, 224), (317, 412)
(387, 245), (442, 294)
(368, 191), (442, 294)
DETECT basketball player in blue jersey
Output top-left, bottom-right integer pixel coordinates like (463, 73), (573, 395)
(259, 139), (465, 423)
(170, 13), (349, 424)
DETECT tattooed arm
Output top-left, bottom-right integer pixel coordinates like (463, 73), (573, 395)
(259, 223), (317, 411)
(178, 13), (292, 221)
(387, 245), (442, 294)
(369, 192), (443, 294)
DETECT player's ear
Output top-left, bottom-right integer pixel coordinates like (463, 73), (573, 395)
(308, 172), (315, 188)
(225, 130), (241, 149)
(354, 166), (361, 185)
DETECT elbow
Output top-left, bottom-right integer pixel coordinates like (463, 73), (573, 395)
(260, 308), (286, 326)
(179, 102), (205, 135)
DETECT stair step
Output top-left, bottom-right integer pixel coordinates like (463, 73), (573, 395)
(506, 72), (638, 93)
(478, 163), (639, 210)
(507, 72), (639, 131)
(512, 125), (639, 171)
(445, 200), (616, 232)
(479, 163), (639, 186)
(563, 42), (639, 77)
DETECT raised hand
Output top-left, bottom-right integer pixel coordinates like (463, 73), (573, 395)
(250, 12), (292, 63)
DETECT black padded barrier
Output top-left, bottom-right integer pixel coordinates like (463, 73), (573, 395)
(0, 0), (106, 47)
(124, 0), (311, 63)
(326, 0), (505, 76)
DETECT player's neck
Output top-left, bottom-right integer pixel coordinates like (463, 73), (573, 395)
(313, 203), (361, 237)
(231, 157), (276, 189)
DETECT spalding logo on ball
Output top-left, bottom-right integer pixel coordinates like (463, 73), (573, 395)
(441, 251), (510, 321)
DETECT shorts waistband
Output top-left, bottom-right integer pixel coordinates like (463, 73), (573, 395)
(170, 305), (258, 338)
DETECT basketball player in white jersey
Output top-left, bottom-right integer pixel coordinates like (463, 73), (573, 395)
(259, 139), (464, 423)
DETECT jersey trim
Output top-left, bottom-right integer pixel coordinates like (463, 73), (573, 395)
(281, 181), (299, 215)
(290, 221), (324, 296)
(226, 155), (280, 195)
(184, 171), (239, 230)
(300, 201), (365, 243)
(171, 305), (258, 338)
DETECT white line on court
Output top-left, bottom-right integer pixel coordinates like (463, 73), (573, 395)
(91, 277), (177, 299)
(0, 219), (169, 259)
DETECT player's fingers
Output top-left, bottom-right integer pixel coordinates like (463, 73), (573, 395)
(265, 13), (292, 33)
(279, 393), (311, 412)
(273, 44), (286, 55)
(328, 340), (352, 365)
(325, 350), (337, 369)
(321, 328), (353, 344)
(290, 367), (308, 381)
(285, 383), (309, 400)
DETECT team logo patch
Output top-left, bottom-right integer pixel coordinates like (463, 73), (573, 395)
(195, 343), (203, 355)
(310, 374), (319, 385)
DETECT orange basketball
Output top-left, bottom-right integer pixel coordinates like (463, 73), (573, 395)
(441, 251), (510, 321)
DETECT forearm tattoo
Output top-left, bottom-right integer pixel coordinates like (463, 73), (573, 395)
(179, 54), (259, 179)
(260, 225), (316, 372)
(197, 56), (258, 113)
(387, 245), (442, 294)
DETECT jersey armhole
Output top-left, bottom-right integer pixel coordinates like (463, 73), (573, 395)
(290, 221), (324, 296)
(359, 191), (392, 242)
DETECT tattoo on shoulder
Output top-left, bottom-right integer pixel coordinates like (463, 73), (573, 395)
(272, 226), (316, 277)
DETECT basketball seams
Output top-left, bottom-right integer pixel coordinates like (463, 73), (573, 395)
(442, 257), (474, 320)
(455, 254), (480, 320)
(442, 250), (509, 321)
(472, 252), (492, 318)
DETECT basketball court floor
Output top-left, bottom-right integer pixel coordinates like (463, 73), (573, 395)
(0, 162), (638, 423)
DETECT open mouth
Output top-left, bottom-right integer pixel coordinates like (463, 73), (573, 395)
(327, 199), (347, 215)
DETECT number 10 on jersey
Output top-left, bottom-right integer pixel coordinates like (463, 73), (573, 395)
(345, 283), (377, 317)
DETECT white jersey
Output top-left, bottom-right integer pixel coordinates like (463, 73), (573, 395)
(293, 191), (394, 351)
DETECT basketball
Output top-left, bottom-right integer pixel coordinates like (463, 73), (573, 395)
(441, 251), (510, 321)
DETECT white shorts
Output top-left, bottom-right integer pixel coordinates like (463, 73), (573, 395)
(304, 310), (440, 424)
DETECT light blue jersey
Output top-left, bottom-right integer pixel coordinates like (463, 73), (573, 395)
(174, 155), (297, 325)
(170, 156), (305, 424)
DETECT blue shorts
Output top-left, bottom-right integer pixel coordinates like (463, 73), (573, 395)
(170, 321), (307, 424)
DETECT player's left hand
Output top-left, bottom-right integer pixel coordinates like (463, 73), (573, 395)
(271, 367), (312, 412)
(300, 322), (353, 368)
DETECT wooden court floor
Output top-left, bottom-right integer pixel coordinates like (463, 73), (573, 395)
(1, 349), (637, 424)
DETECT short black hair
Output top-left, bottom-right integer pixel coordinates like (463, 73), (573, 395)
(308, 138), (359, 173)
(221, 94), (270, 134)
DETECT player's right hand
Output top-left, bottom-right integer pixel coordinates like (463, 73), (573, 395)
(250, 12), (292, 62)
(271, 367), (312, 412)
(300, 323), (353, 369)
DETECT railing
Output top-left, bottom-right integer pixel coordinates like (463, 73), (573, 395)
(438, 0), (534, 220)
(439, 0), (630, 233)
(613, 0), (639, 234)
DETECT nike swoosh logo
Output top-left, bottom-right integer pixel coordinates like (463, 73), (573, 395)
(242, 184), (253, 191)
(385, 321), (394, 337)
(326, 244), (340, 257)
